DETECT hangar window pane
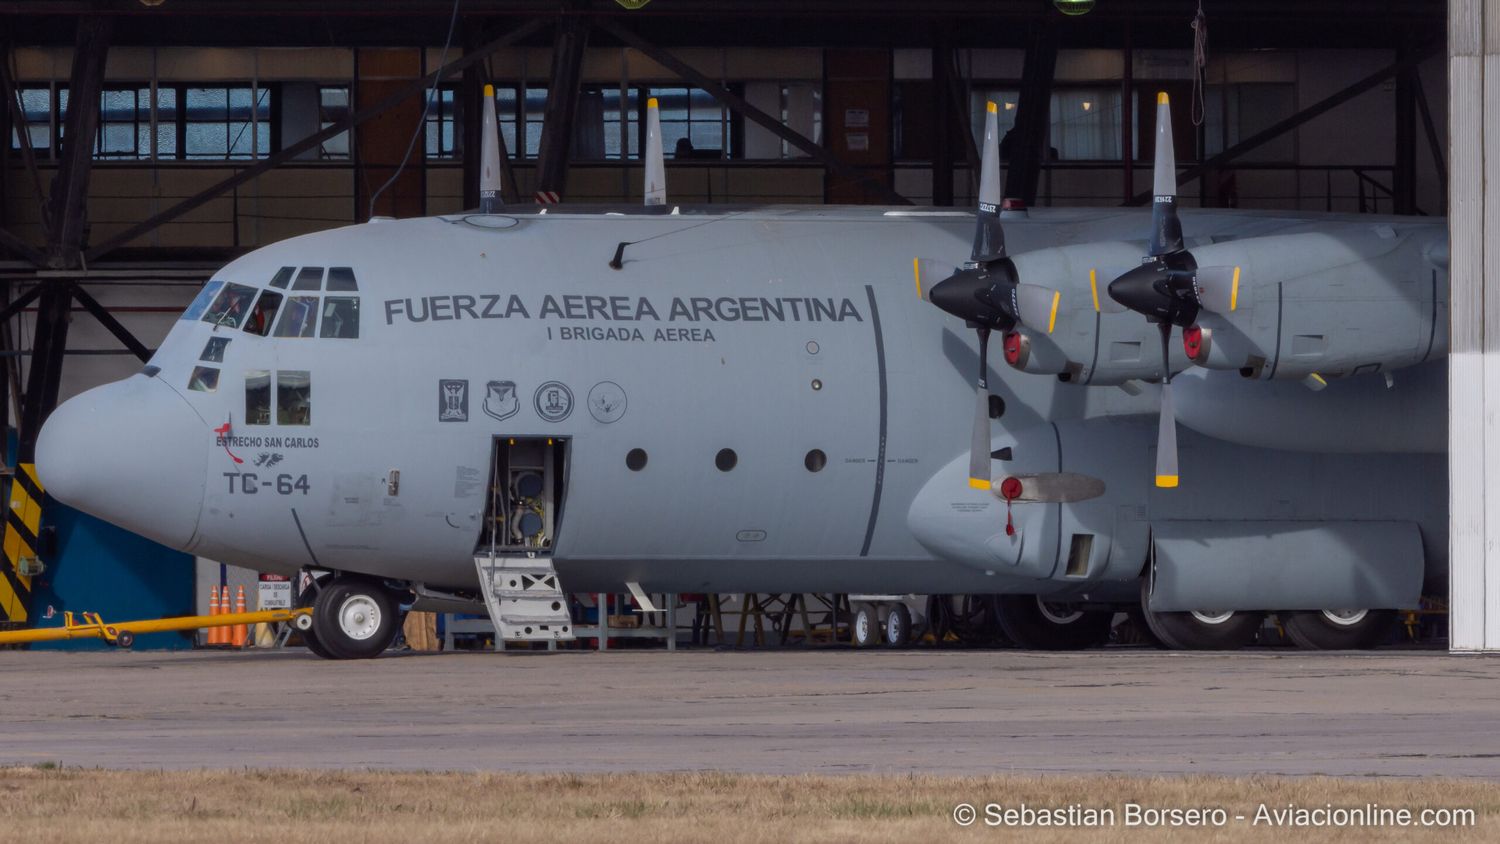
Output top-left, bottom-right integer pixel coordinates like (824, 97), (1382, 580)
(188, 366), (219, 393)
(293, 267), (324, 290)
(184, 86), (270, 160)
(319, 297), (360, 339)
(245, 370), (272, 425)
(277, 370), (311, 426)
(9, 88), (55, 157)
(522, 85), (548, 158)
(648, 86), (732, 160)
(97, 87), (152, 159)
(424, 85), (459, 159)
(326, 267), (358, 291)
(181, 281), (224, 321)
(199, 336), (230, 363)
(318, 86), (350, 160)
(201, 283), (257, 329)
(1049, 89), (1122, 160)
(244, 291), (283, 337)
(495, 86), (519, 161)
(273, 296), (319, 338)
(968, 90), (1021, 160)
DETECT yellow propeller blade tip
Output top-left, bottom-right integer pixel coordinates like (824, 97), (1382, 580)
(1229, 266), (1241, 311)
(1155, 475), (1179, 489)
(969, 477), (992, 490)
(1046, 290), (1061, 334)
(986, 101), (998, 114)
(912, 258), (923, 299)
(1157, 91), (1170, 105)
(1088, 268), (1100, 312)
(647, 97), (659, 109)
(483, 83), (494, 97)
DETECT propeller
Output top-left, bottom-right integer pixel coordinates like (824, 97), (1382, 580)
(644, 96), (667, 208)
(920, 101), (1060, 490)
(479, 84), (502, 213)
(1104, 92), (1240, 489)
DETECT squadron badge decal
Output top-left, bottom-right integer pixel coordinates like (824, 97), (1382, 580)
(439, 379), (469, 422)
(534, 381), (574, 422)
(483, 380), (520, 421)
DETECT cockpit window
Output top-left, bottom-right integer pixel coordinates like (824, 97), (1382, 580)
(188, 366), (219, 392)
(277, 370), (311, 425)
(200, 336), (230, 362)
(181, 280), (224, 321)
(244, 291), (283, 337)
(292, 267), (324, 291)
(320, 297), (360, 339)
(245, 370), (272, 425)
(326, 267), (358, 291)
(272, 296), (318, 337)
(201, 283), (257, 329)
(269, 267), (295, 289)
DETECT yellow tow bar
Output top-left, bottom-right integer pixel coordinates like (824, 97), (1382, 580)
(0, 607), (313, 648)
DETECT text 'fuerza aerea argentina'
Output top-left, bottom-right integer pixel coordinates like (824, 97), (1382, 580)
(383, 294), (864, 326)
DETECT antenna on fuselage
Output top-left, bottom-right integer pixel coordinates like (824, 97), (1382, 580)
(480, 83), (502, 214)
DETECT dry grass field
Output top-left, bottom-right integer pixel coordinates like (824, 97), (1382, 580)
(1, 767), (1497, 842)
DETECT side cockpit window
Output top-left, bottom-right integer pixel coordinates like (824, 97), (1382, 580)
(245, 370), (272, 425)
(273, 296), (319, 337)
(188, 366), (219, 392)
(277, 370), (311, 426)
(320, 297), (360, 339)
(181, 281), (224, 321)
(200, 336), (230, 362)
(201, 283), (257, 329)
(245, 291), (283, 337)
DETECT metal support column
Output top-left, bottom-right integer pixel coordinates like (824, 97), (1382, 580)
(1394, 45), (1419, 215)
(1003, 22), (1058, 206)
(1450, 0), (1497, 651)
(535, 14), (590, 201)
(932, 39), (954, 207)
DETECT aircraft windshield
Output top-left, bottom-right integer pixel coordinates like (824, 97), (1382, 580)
(200, 283), (257, 329)
(245, 291), (283, 337)
(180, 281), (224, 321)
(320, 297), (359, 338)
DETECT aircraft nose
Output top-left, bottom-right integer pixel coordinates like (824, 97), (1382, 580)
(35, 374), (207, 550)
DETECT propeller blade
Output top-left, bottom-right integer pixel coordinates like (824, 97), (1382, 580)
(971, 101), (1005, 264)
(644, 97), (667, 207)
(1088, 268), (1131, 314)
(479, 84), (502, 213)
(1015, 283), (1062, 334)
(1193, 265), (1241, 313)
(913, 257), (957, 302)
(969, 327), (993, 490)
(1154, 321), (1179, 488)
(1156, 381), (1179, 488)
(1149, 92), (1184, 257)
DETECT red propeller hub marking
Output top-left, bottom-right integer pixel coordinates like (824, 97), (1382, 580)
(1002, 331), (1024, 366)
(1182, 324), (1204, 361)
(999, 477), (1024, 501)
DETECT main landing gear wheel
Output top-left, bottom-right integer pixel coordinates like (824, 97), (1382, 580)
(852, 603), (880, 648)
(995, 595), (1112, 650)
(884, 603), (913, 648)
(310, 576), (400, 660)
(296, 576), (336, 659)
(1282, 609), (1397, 650)
(1138, 580), (1264, 650)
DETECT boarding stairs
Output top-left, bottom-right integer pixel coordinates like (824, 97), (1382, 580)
(475, 554), (576, 642)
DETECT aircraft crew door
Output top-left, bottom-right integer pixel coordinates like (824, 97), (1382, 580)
(477, 437), (568, 556)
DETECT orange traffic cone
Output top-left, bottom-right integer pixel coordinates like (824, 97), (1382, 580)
(232, 585), (248, 648)
(207, 585), (221, 646)
(220, 586), (232, 646)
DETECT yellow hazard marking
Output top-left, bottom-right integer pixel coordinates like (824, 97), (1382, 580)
(1089, 268), (1100, 312)
(987, 101), (998, 114)
(1158, 91), (1170, 105)
(1155, 475), (1180, 489)
(2, 463), (43, 623)
(1230, 266), (1241, 311)
(648, 97), (659, 109)
(1047, 290), (1061, 334)
(913, 258), (923, 299)
(969, 477), (992, 490)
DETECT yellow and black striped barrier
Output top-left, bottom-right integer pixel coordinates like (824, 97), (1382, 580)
(0, 462), (43, 626)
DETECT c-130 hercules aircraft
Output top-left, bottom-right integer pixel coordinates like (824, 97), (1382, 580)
(34, 89), (1447, 658)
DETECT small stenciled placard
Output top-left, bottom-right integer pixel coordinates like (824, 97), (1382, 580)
(259, 573), (292, 610)
(844, 108), (870, 128)
(845, 132), (870, 152)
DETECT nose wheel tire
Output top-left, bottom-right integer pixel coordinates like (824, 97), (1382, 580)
(994, 594), (1112, 650)
(884, 603), (913, 647)
(310, 577), (399, 660)
(1139, 579), (1264, 650)
(1282, 609), (1397, 650)
(852, 603), (880, 648)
